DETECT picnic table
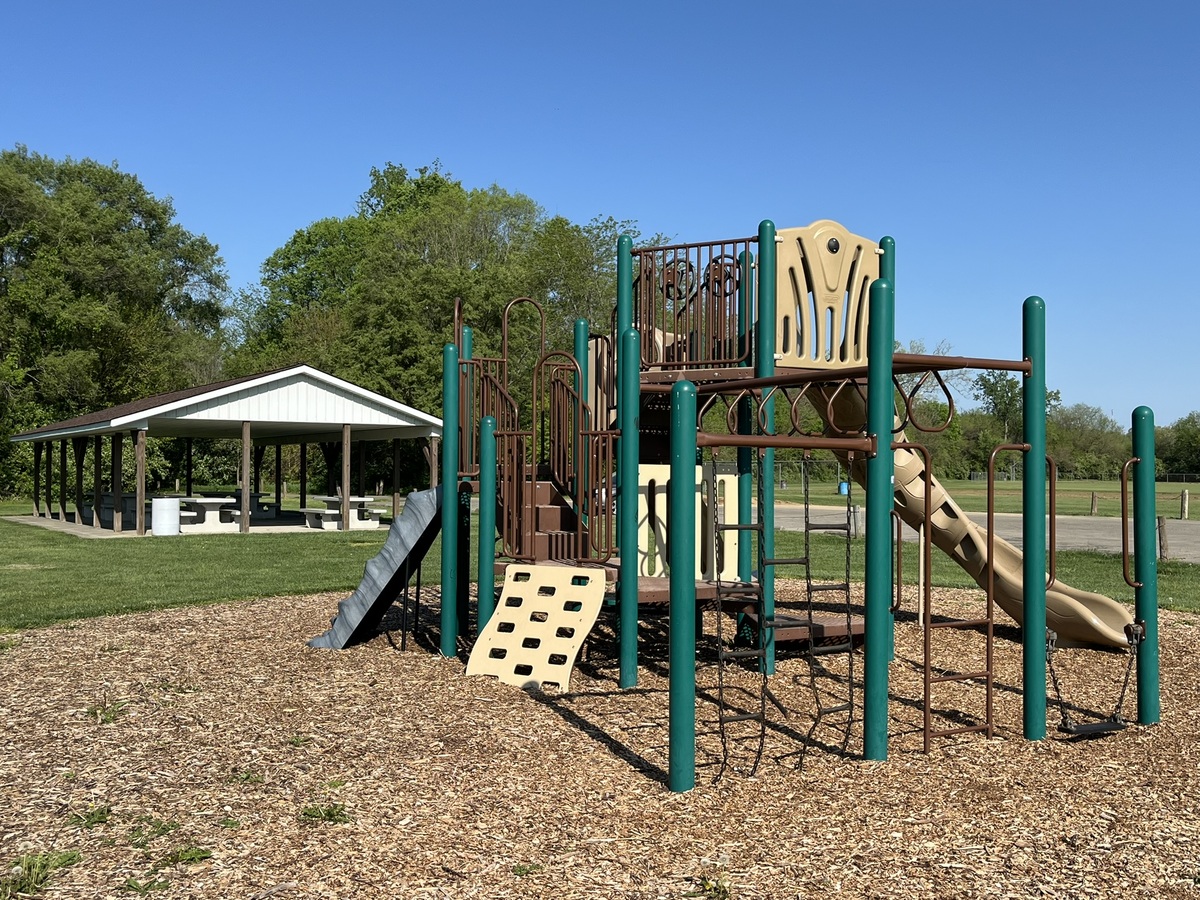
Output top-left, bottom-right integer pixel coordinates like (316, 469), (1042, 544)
(303, 495), (384, 530)
(179, 496), (240, 533)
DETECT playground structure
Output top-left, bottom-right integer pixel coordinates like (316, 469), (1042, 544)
(316, 218), (1161, 793)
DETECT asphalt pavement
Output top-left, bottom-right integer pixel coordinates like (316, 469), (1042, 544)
(780, 505), (1200, 564)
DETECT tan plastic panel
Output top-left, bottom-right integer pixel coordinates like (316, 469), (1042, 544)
(775, 220), (881, 370)
(466, 565), (605, 691)
(636, 464), (740, 580)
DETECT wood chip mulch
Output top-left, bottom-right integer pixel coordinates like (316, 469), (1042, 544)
(1, 581), (1198, 899)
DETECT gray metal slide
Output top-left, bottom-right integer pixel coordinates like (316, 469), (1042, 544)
(308, 486), (443, 649)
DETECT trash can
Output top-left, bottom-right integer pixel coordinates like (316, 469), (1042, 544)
(151, 497), (181, 536)
(837, 481), (850, 496)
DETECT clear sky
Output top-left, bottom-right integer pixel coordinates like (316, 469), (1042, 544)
(4, 1), (1197, 425)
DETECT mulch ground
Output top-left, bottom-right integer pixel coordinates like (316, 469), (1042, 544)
(1, 582), (1197, 899)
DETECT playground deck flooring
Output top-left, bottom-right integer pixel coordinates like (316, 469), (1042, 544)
(1, 582), (1197, 898)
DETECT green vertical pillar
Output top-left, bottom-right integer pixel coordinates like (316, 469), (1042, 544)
(668, 380), (698, 793)
(478, 415), (497, 631)
(459, 327), (473, 637)
(618, 327), (641, 688)
(616, 237), (639, 688)
(1022, 296), (1047, 740)
(737, 249), (754, 582)
(756, 220), (777, 674)
(440, 343), (460, 657)
(1131, 406), (1160, 724)
(864, 277), (895, 761)
(879, 235), (896, 662)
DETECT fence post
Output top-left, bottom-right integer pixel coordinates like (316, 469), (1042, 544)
(1182, 490), (1189, 521)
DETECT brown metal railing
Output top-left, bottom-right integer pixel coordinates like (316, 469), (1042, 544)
(631, 237), (756, 370)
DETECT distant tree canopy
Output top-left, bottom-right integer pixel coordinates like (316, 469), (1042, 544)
(3, 147), (1198, 498)
(228, 162), (642, 416)
(0, 145), (227, 493)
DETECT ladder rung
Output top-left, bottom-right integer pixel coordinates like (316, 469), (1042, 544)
(816, 702), (852, 715)
(809, 641), (856, 656)
(1059, 719), (1125, 737)
(719, 522), (764, 532)
(929, 670), (991, 685)
(809, 583), (850, 594)
(719, 648), (766, 661)
(809, 522), (850, 533)
(762, 557), (808, 567)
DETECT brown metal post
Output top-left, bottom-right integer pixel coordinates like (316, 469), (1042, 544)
(341, 424), (351, 530)
(111, 433), (123, 532)
(32, 441), (42, 517)
(134, 429), (146, 536)
(427, 437), (439, 487)
(92, 436), (102, 528)
(241, 421), (252, 534)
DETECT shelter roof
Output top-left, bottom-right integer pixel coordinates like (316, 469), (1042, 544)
(11, 365), (443, 444)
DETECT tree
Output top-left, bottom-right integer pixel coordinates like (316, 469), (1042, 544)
(1047, 404), (1126, 479)
(0, 145), (228, 494)
(1161, 412), (1200, 475)
(970, 371), (1061, 442)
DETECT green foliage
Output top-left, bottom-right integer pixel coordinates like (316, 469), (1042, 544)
(127, 817), (180, 848)
(156, 846), (211, 867)
(122, 876), (170, 893)
(299, 803), (351, 824)
(85, 697), (128, 724)
(512, 862), (543, 876)
(0, 850), (81, 899)
(1160, 411), (1200, 474)
(0, 145), (229, 495)
(69, 804), (111, 828)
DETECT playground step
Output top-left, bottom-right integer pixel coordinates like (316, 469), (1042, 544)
(718, 647), (765, 662)
(536, 503), (577, 532)
(533, 479), (566, 506)
(751, 612), (864, 648)
(533, 529), (578, 561)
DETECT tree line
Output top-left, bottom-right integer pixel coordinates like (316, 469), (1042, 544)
(1, 145), (1198, 496)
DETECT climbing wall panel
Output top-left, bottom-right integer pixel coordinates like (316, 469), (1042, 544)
(466, 564), (605, 691)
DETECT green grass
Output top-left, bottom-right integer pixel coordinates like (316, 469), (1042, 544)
(777, 477), (1193, 519)
(0, 488), (1195, 634)
(0, 517), (443, 632)
(299, 803), (351, 824)
(0, 850), (81, 899)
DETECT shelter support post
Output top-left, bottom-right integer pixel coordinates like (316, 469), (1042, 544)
(299, 443), (308, 509)
(45, 439), (53, 519)
(58, 440), (68, 521)
(392, 439), (402, 519)
(341, 425), (351, 532)
(274, 444), (282, 510)
(134, 429), (146, 536)
(111, 433), (123, 533)
(32, 441), (42, 517)
(72, 437), (86, 525)
(241, 421), (252, 534)
(185, 437), (193, 497)
(92, 436), (102, 528)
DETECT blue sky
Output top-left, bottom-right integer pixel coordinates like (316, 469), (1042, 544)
(4, 1), (1197, 425)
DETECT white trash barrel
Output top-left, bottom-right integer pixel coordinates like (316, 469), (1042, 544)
(151, 497), (181, 536)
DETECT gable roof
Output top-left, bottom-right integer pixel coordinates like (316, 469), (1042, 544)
(11, 365), (443, 444)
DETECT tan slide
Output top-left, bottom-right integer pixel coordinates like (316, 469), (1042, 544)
(815, 387), (1134, 648)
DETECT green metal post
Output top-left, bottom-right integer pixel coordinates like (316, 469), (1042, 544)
(459, 327), (473, 637)
(879, 235), (896, 662)
(756, 221), (777, 673)
(477, 415), (497, 631)
(617, 236), (633, 338)
(618, 327), (641, 688)
(668, 380), (698, 793)
(1132, 406), (1160, 724)
(864, 277), (895, 761)
(440, 343), (460, 657)
(737, 249), (754, 582)
(1022, 297), (1047, 740)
